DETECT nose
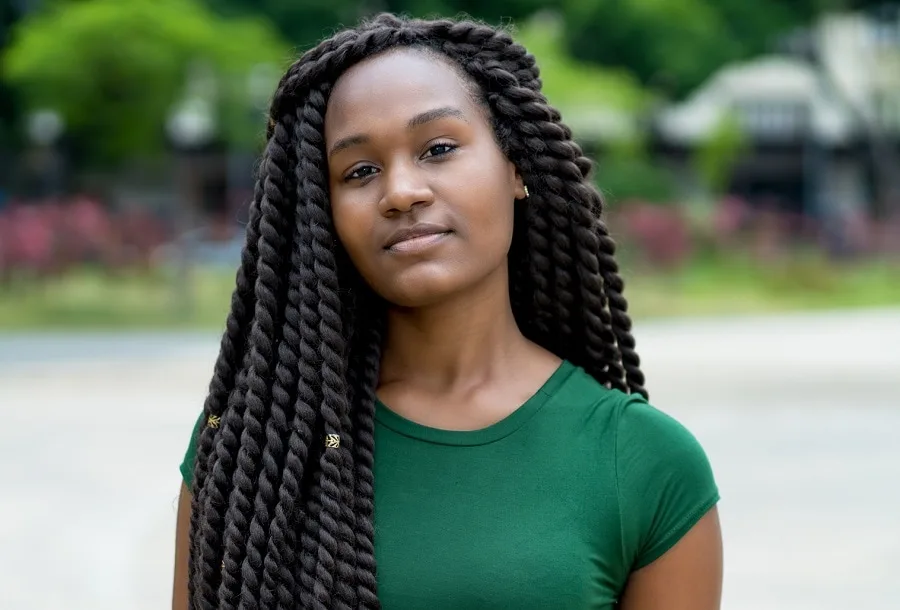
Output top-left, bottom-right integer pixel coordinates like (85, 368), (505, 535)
(377, 160), (434, 216)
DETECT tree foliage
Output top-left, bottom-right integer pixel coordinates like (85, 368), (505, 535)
(2, 0), (289, 164)
(514, 15), (646, 112)
(0, 0), (24, 147)
(205, 0), (556, 50)
(201, 0), (890, 102)
(562, 0), (892, 98)
(1, 0), (888, 165)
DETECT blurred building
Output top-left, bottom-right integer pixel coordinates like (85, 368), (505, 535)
(652, 8), (900, 222)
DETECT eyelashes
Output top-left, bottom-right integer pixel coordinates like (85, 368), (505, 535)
(423, 142), (457, 158)
(343, 141), (459, 183)
(345, 165), (378, 181)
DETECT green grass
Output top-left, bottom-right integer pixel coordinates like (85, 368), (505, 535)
(0, 268), (235, 330)
(624, 255), (900, 319)
(1, 256), (898, 330)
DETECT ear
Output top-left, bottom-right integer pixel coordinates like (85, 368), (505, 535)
(510, 163), (526, 200)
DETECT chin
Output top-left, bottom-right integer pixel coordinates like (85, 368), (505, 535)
(381, 281), (460, 309)
(375, 267), (468, 309)
(359, 248), (511, 308)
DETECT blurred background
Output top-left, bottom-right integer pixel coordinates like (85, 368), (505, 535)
(0, 1), (898, 609)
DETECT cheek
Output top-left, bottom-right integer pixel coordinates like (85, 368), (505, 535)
(331, 200), (371, 265)
(460, 169), (517, 251)
(481, 202), (516, 256)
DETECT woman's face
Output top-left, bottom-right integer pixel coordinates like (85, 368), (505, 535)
(325, 48), (525, 308)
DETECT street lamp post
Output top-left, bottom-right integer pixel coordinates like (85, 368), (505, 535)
(166, 96), (216, 319)
(26, 108), (65, 197)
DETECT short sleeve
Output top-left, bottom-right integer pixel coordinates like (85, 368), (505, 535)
(615, 395), (719, 571)
(179, 411), (205, 491)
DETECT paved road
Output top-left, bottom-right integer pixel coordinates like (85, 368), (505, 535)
(1, 309), (898, 610)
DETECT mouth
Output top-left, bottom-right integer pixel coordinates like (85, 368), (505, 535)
(384, 223), (453, 252)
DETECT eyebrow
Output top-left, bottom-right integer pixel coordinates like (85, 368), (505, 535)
(328, 106), (468, 158)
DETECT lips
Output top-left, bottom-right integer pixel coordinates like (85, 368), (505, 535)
(384, 223), (452, 250)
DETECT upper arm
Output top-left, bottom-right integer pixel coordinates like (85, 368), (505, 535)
(172, 482), (192, 610)
(619, 505), (723, 610)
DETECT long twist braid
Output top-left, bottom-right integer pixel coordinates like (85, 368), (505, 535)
(192, 169), (276, 610)
(258, 213), (311, 610)
(252, 106), (338, 610)
(241, 115), (308, 609)
(198, 376), (245, 610)
(346, 290), (384, 610)
(189, 175), (263, 609)
(290, 100), (331, 609)
(218, 117), (295, 609)
(298, 86), (359, 610)
(523, 196), (559, 349)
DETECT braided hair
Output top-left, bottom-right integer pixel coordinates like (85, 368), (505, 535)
(189, 13), (647, 610)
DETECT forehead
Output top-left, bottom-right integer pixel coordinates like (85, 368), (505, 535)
(325, 49), (478, 139)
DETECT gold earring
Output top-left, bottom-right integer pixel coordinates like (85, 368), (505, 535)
(524, 185), (530, 198)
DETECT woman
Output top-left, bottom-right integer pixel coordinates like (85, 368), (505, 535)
(173, 13), (722, 610)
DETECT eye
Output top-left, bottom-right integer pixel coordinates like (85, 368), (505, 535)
(345, 165), (379, 182)
(423, 142), (458, 159)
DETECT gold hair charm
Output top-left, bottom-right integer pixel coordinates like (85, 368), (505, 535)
(325, 434), (341, 449)
(207, 415), (221, 429)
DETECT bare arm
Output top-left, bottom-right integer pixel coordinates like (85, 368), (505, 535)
(172, 482), (191, 610)
(620, 507), (723, 610)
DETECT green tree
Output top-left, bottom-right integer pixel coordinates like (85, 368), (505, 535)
(561, 0), (745, 99)
(204, 0), (560, 50)
(0, 0), (24, 148)
(694, 112), (747, 198)
(2, 0), (289, 165)
(200, 0), (893, 107)
(559, 0), (890, 99)
(513, 16), (647, 115)
(204, 0), (364, 50)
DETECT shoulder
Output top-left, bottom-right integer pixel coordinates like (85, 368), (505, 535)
(558, 362), (711, 465)
(546, 363), (719, 570)
(546, 361), (624, 421)
(615, 393), (712, 473)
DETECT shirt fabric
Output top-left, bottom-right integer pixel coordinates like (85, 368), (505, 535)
(180, 360), (719, 609)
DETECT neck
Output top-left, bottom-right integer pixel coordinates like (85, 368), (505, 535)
(379, 267), (528, 391)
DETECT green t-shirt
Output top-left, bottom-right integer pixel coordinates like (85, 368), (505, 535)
(181, 360), (719, 609)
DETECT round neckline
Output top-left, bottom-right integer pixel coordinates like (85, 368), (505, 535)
(374, 360), (575, 446)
